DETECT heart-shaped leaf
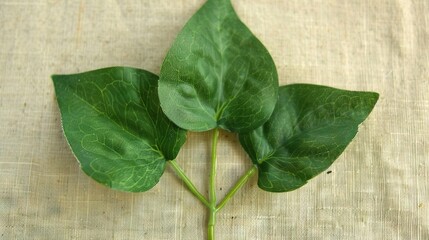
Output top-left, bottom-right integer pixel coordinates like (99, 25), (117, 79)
(158, 0), (278, 133)
(52, 67), (187, 192)
(239, 84), (379, 192)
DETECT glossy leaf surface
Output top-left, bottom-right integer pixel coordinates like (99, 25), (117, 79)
(239, 84), (379, 192)
(159, 0), (278, 132)
(52, 67), (186, 192)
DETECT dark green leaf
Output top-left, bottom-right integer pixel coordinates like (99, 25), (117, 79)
(52, 67), (186, 192)
(158, 0), (278, 132)
(239, 84), (379, 192)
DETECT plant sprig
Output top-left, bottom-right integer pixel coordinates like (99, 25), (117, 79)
(52, 0), (378, 239)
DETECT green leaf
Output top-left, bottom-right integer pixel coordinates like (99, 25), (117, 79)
(52, 67), (187, 192)
(158, 0), (278, 132)
(239, 84), (379, 192)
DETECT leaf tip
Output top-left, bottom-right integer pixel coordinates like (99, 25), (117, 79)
(51, 74), (60, 83)
(366, 91), (380, 112)
(370, 91), (380, 102)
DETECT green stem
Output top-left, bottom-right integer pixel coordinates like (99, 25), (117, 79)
(169, 160), (210, 208)
(208, 128), (220, 240)
(216, 165), (257, 211)
(171, 129), (256, 240)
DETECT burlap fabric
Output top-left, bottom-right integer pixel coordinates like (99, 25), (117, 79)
(0, 0), (427, 239)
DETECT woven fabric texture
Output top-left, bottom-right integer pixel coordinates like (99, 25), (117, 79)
(0, 0), (428, 239)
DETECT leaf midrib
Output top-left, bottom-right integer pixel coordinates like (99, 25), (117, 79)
(69, 88), (160, 153)
(214, 3), (227, 121)
(260, 123), (358, 164)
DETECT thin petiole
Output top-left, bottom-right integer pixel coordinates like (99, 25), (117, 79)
(169, 159), (210, 208)
(208, 128), (220, 240)
(209, 129), (219, 207)
(170, 129), (257, 240)
(216, 165), (257, 211)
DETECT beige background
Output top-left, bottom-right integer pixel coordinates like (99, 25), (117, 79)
(1, 0), (428, 239)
